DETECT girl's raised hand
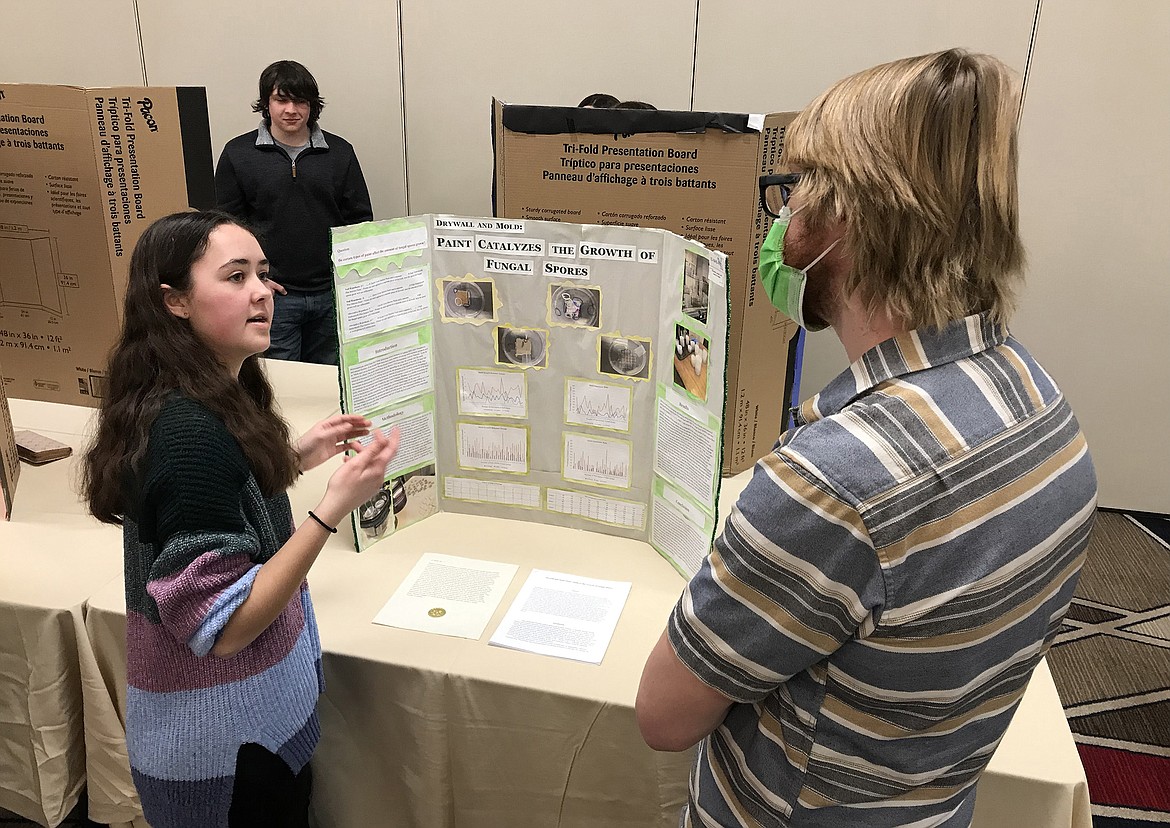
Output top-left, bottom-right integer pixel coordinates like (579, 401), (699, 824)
(317, 427), (401, 521)
(295, 413), (373, 472)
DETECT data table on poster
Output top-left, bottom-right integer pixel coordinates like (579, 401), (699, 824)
(444, 476), (541, 508)
(546, 487), (645, 530)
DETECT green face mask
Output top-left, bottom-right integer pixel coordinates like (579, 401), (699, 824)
(758, 206), (838, 331)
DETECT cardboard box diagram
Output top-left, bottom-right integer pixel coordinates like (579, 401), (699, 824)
(0, 226), (74, 314)
(493, 101), (801, 473)
(0, 84), (214, 406)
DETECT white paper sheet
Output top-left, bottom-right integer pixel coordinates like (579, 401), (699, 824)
(334, 226), (428, 266)
(373, 553), (518, 639)
(348, 331), (433, 412)
(489, 569), (632, 664)
(653, 390), (718, 506)
(339, 267), (431, 340)
(650, 481), (713, 577)
(365, 401), (436, 478)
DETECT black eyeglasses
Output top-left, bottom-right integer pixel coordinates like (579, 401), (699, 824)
(759, 173), (803, 219)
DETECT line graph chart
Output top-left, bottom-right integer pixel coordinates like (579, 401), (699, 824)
(566, 379), (631, 431)
(458, 368), (527, 417)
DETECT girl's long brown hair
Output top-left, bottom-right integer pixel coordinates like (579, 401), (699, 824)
(82, 211), (298, 525)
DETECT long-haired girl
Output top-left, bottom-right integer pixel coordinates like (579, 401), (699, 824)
(82, 210), (397, 827)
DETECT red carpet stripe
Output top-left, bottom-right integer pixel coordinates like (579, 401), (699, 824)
(1077, 743), (1170, 812)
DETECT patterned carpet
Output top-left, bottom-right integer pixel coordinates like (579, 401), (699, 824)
(1048, 510), (1170, 827)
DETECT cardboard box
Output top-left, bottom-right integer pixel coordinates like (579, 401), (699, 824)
(0, 84), (214, 406)
(493, 101), (801, 473)
(0, 352), (17, 519)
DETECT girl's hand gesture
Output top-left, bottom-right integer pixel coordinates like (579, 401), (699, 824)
(295, 414), (373, 472)
(317, 427), (400, 522)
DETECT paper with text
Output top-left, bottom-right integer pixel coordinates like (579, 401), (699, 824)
(652, 387), (719, 507)
(339, 267), (431, 341)
(650, 477), (715, 577)
(489, 569), (631, 664)
(373, 553), (518, 639)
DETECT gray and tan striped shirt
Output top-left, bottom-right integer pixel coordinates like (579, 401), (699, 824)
(670, 314), (1097, 827)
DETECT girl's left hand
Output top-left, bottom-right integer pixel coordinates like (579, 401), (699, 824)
(295, 414), (373, 472)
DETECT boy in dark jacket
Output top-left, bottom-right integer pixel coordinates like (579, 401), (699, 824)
(215, 60), (373, 364)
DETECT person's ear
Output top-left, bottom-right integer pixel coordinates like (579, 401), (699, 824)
(160, 284), (189, 319)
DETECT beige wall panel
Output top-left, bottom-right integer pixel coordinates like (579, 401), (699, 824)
(694, 1), (1040, 404)
(136, 1), (407, 220)
(0, 0), (143, 85)
(1014, 3), (1170, 512)
(795, 329), (848, 405)
(693, 1), (1037, 113)
(401, 0), (697, 217)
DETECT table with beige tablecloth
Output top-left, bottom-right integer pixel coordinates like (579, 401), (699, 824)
(7, 360), (1092, 828)
(79, 526), (1094, 828)
(0, 399), (123, 827)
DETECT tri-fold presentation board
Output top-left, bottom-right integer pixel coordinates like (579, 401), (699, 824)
(493, 101), (802, 474)
(332, 215), (728, 576)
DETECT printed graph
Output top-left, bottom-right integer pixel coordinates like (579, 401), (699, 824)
(547, 488), (645, 530)
(562, 433), (631, 489)
(566, 379), (631, 431)
(458, 422), (528, 473)
(459, 369), (527, 417)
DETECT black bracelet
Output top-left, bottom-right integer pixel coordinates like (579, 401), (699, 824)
(307, 510), (338, 534)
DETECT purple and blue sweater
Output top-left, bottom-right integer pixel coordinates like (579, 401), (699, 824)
(123, 396), (322, 827)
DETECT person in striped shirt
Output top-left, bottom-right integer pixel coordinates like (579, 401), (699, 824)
(636, 49), (1097, 828)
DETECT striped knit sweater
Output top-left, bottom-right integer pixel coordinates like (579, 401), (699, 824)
(670, 314), (1098, 827)
(123, 396), (322, 828)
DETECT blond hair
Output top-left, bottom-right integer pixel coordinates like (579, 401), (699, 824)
(783, 49), (1024, 330)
